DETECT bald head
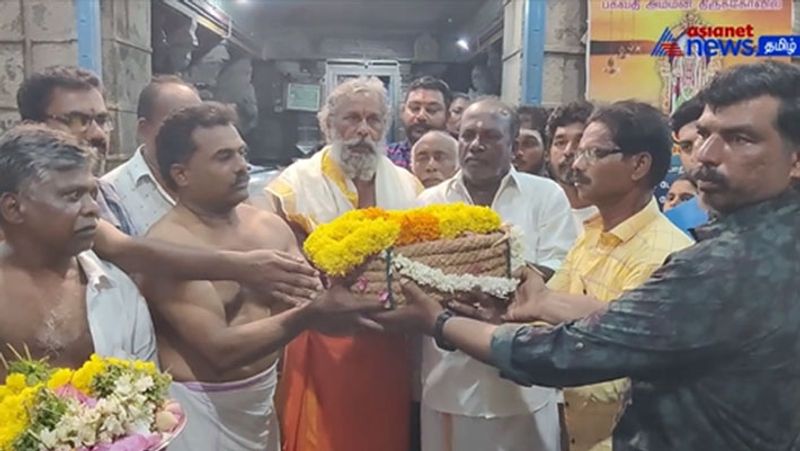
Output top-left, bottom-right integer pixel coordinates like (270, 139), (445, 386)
(464, 97), (520, 141)
(411, 130), (458, 188)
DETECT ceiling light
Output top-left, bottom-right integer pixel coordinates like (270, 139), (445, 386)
(457, 39), (470, 51)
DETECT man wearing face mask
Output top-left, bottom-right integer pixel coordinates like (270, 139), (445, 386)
(545, 102), (599, 231)
(387, 76), (452, 169)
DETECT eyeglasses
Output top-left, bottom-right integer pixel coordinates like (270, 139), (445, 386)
(574, 146), (623, 164)
(47, 112), (114, 133)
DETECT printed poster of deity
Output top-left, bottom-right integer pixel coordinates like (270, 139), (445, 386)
(586, 0), (795, 114)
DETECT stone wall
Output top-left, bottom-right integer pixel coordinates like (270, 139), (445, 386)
(0, 0), (150, 167)
(0, 0), (79, 135)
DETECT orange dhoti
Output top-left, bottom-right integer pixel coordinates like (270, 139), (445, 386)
(278, 330), (411, 451)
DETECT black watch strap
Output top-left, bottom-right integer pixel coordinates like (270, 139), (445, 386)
(434, 310), (457, 351)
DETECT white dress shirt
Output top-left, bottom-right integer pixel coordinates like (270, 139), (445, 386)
(417, 169), (578, 418)
(79, 250), (157, 363)
(101, 146), (175, 236)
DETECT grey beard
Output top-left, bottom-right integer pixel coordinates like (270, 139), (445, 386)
(329, 140), (386, 181)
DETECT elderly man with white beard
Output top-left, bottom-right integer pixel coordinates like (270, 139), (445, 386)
(267, 76), (422, 451)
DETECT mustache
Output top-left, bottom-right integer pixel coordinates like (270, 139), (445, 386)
(88, 139), (107, 153)
(233, 173), (250, 186)
(691, 166), (728, 187)
(571, 169), (591, 185)
(344, 136), (378, 152)
(556, 156), (577, 184)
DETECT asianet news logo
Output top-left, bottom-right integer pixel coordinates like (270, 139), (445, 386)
(652, 25), (756, 57)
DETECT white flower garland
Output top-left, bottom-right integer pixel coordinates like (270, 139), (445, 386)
(507, 226), (527, 272)
(387, 228), (527, 299)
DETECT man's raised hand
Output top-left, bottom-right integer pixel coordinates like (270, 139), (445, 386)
(237, 249), (323, 306)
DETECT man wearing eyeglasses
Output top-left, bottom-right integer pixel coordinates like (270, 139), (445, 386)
(386, 61), (800, 451)
(12, 65), (323, 309)
(538, 100), (692, 450)
(16, 65), (136, 235)
(437, 100), (692, 451)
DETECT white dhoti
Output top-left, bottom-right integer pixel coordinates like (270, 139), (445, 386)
(168, 363), (279, 451)
(420, 403), (561, 451)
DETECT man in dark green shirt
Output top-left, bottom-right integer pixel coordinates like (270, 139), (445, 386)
(376, 60), (800, 450)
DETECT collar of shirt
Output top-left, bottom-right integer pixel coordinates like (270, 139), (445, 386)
(129, 145), (159, 186)
(694, 189), (800, 241)
(77, 251), (115, 291)
(128, 145), (177, 210)
(584, 198), (661, 246)
(445, 167), (521, 206)
(95, 179), (136, 235)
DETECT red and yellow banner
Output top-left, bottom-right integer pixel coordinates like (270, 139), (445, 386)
(587, 0), (794, 113)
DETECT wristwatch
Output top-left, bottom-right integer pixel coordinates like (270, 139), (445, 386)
(433, 310), (457, 351)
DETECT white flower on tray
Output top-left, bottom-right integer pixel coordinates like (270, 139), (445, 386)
(0, 350), (185, 451)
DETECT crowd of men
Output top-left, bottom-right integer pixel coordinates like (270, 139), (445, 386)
(0, 58), (797, 451)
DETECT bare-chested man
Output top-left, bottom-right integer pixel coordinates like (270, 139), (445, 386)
(15, 64), (322, 309)
(0, 125), (155, 379)
(141, 102), (381, 451)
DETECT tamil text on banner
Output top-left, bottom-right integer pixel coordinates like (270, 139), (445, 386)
(586, 0), (795, 114)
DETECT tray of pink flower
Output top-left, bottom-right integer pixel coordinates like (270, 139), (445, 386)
(0, 350), (184, 451)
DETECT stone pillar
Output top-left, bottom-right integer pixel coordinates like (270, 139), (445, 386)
(100, 0), (152, 164)
(502, 0), (586, 106)
(540, 0), (586, 106)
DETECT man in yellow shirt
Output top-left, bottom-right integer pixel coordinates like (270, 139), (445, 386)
(515, 100), (693, 450)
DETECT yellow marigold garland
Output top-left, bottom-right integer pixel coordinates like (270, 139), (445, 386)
(0, 384), (38, 451)
(304, 203), (503, 276)
(303, 209), (402, 276)
(395, 210), (440, 246)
